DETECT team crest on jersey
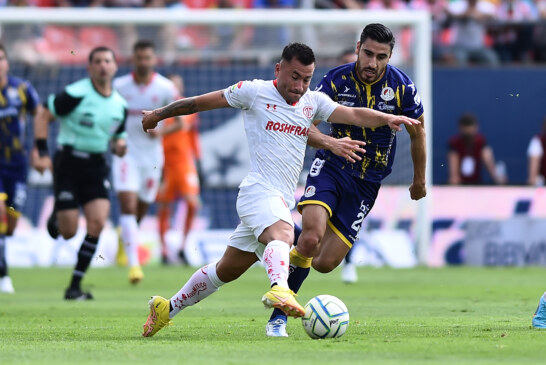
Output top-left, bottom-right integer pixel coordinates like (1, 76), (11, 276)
(380, 87), (395, 101)
(303, 106), (313, 119)
(304, 185), (316, 197)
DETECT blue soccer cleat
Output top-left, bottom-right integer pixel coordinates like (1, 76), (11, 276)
(532, 292), (546, 328)
(265, 315), (288, 337)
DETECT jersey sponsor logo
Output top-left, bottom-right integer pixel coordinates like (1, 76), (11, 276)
(338, 92), (356, 98)
(380, 87), (395, 101)
(265, 121), (308, 136)
(338, 101), (355, 107)
(0, 106), (18, 119)
(344, 86), (350, 93)
(304, 185), (316, 197)
(309, 158), (325, 177)
(377, 102), (395, 112)
(303, 106), (313, 119)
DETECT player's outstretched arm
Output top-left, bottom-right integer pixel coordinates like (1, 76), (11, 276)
(407, 115), (427, 200)
(328, 105), (420, 131)
(142, 89), (230, 132)
(308, 124), (366, 163)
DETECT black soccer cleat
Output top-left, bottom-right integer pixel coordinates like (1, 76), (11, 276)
(64, 288), (94, 301)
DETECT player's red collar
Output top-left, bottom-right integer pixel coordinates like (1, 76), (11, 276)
(273, 79), (297, 106)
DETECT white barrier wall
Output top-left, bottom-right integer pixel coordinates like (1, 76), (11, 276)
(6, 186), (546, 268)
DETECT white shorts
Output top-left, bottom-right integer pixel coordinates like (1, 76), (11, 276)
(112, 154), (162, 203)
(228, 182), (294, 260)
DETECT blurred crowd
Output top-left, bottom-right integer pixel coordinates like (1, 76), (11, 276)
(1, 0), (546, 66)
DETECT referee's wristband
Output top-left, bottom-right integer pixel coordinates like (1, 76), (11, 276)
(35, 139), (49, 157)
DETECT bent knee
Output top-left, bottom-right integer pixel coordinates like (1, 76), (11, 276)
(312, 257), (338, 273)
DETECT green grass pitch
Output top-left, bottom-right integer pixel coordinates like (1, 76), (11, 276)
(1, 265), (546, 364)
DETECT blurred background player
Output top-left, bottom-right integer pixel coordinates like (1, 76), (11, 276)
(32, 46), (127, 300)
(267, 24), (427, 337)
(156, 74), (201, 265)
(447, 112), (506, 185)
(112, 40), (181, 283)
(0, 43), (41, 293)
(526, 116), (546, 186)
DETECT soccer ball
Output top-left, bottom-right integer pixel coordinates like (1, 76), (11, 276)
(301, 295), (349, 339)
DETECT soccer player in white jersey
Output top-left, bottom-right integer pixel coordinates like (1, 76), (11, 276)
(112, 40), (182, 284)
(140, 43), (420, 337)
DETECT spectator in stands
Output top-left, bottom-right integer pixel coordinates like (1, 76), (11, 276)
(532, 0), (546, 62)
(32, 46), (128, 300)
(492, 0), (539, 63)
(156, 74), (202, 265)
(410, 0), (455, 64)
(0, 43), (42, 293)
(447, 112), (506, 185)
(445, 0), (500, 66)
(526, 116), (546, 186)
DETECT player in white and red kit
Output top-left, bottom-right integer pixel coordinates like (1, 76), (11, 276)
(112, 40), (182, 284)
(140, 43), (420, 337)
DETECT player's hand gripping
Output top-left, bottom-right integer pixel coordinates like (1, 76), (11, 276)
(329, 137), (366, 163)
(386, 115), (420, 131)
(142, 110), (161, 132)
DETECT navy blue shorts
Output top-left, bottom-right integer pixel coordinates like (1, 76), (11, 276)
(0, 164), (27, 215)
(297, 157), (380, 247)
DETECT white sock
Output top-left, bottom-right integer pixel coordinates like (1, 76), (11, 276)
(169, 263), (225, 318)
(119, 214), (139, 267)
(263, 240), (290, 289)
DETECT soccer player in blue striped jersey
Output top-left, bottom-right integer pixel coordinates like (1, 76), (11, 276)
(266, 23), (427, 337)
(0, 43), (42, 294)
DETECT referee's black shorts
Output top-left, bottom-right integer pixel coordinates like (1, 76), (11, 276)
(52, 146), (110, 211)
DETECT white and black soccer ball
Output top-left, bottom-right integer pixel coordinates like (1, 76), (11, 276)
(301, 295), (349, 339)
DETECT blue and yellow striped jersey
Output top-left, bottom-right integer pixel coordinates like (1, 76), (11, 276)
(315, 63), (424, 183)
(0, 75), (40, 168)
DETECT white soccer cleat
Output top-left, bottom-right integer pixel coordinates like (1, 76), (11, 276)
(266, 315), (288, 337)
(341, 262), (357, 284)
(0, 276), (15, 293)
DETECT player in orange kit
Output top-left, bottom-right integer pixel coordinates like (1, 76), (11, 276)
(156, 74), (201, 265)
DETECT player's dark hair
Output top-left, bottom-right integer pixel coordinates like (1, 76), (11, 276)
(359, 24), (396, 52)
(0, 43), (6, 58)
(281, 42), (315, 66)
(88, 46), (116, 63)
(133, 40), (156, 53)
(459, 113), (478, 127)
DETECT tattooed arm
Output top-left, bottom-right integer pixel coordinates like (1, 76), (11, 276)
(142, 89), (229, 132)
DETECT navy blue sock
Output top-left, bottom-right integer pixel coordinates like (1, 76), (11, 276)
(269, 263), (310, 321)
(293, 223), (302, 246)
(345, 246), (353, 264)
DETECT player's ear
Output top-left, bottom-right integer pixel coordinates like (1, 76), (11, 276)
(355, 42), (360, 55)
(274, 63), (281, 78)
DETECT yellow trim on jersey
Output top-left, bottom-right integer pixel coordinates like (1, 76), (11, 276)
(289, 247), (312, 269)
(297, 200), (332, 217)
(327, 220), (353, 249)
(0, 221), (6, 235)
(0, 192), (7, 201)
(18, 84), (28, 117)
